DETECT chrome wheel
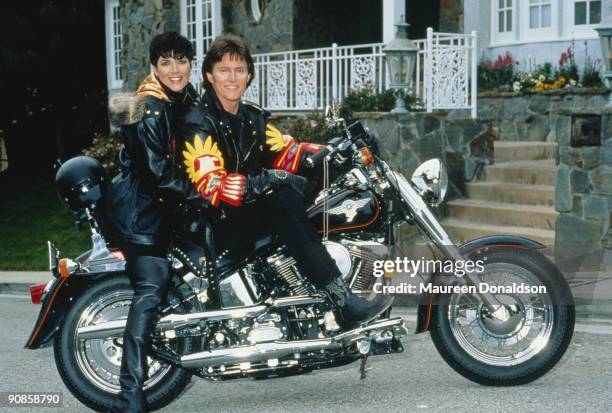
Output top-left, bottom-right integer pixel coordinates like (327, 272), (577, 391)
(73, 290), (171, 393)
(448, 262), (554, 367)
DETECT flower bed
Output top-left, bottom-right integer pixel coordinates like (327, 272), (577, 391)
(478, 42), (605, 95)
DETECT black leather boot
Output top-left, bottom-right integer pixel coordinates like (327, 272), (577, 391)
(320, 277), (393, 330)
(109, 255), (170, 413)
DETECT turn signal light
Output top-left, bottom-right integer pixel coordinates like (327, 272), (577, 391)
(58, 258), (78, 278)
(358, 147), (373, 166)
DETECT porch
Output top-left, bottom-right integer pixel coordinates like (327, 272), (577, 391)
(189, 28), (479, 118)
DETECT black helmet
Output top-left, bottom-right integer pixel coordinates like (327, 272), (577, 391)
(55, 156), (109, 210)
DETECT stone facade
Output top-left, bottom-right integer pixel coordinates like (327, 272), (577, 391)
(439, 0), (463, 33)
(223, 0), (294, 53)
(118, 0), (181, 91)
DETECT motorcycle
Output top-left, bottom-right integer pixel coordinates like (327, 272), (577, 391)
(25, 110), (575, 412)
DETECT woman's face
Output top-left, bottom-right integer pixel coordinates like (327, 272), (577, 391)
(206, 53), (250, 113)
(153, 55), (191, 92)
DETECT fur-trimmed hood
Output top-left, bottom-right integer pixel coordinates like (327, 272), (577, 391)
(109, 74), (170, 128)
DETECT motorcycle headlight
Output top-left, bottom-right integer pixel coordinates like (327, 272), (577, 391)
(411, 159), (448, 207)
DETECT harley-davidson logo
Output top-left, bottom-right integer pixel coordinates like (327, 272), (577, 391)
(328, 199), (369, 222)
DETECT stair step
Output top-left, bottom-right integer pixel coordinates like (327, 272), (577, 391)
(494, 141), (557, 162)
(442, 218), (556, 250)
(447, 199), (557, 230)
(483, 160), (557, 185)
(466, 182), (555, 206)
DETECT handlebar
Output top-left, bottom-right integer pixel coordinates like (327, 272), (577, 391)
(304, 145), (332, 169)
(303, 121), (369, 169)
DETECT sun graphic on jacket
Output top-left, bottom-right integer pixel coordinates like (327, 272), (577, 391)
(265, 123), (294, 152)
(183, 134), (225, 188)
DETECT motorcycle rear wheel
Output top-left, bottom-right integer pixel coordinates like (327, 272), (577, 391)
(429, 247), (575, 386)
(54, 275), (192, 412)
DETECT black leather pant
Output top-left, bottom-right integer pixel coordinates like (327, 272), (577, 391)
(214, 186), (341, 288)
(109, 245), (169, 413)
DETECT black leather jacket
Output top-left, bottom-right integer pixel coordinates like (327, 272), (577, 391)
(101, 75), (200, 246)
(179, 88), (322, 221)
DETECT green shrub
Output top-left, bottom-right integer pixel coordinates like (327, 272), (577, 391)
(338, 87), (417, 122)
(582, 42), (604, 88)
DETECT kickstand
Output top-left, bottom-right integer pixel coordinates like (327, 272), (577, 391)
(359, 354), (371, 379)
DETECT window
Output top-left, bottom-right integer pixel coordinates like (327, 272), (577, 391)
(574, 0), (601, 26)
(181, 0), (222, 81)
(520, 0), (558, 41)
(105, 0), (123, 89)
(498, 0), (514, 33)
(528, 0), (552, 29)
(492, 0), (516, 44)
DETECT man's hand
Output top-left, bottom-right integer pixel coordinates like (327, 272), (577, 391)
(246, 169), (312, 200)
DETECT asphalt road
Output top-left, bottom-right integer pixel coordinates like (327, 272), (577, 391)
(1, 294), (611, 413)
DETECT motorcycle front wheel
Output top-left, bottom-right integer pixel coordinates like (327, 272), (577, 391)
(53, 275), (192, 412)
(429, 247), (575, 386)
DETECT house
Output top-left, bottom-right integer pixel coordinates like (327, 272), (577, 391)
(465, 0), (609, 71)
(103, 0), (464, 99)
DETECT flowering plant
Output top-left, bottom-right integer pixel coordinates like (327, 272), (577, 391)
(512, 63), (569, 94)
(81, 132), (122, 176)
(478, 52), (517, 91)
(557, 45), (579, 85)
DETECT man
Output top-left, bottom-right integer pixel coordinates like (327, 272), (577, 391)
(180, 34), (390, 328)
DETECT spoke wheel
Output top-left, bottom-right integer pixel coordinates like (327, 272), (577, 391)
(448, 262), (554, 367)
(429, 247), (575, 386)
(54, 276), (192, 412)
(73, 290), (171, 393)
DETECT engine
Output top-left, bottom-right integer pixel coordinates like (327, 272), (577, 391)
(167, 238), (389, 379)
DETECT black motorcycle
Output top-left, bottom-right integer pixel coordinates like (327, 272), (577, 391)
(25, 112), (574, 412)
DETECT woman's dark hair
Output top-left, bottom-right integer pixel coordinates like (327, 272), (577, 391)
(202, 34), (255, 88)
(149, 31), (194, 66)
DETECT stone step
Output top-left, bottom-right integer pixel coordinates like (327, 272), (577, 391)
(447, 199), (557, 230)
(483, 160), (557, 186)
(441, 218), (556, 250)
(494, 141), (557, 162)
(466, 182), (555, 206)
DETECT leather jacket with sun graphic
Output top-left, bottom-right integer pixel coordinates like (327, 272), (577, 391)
(179, 89), (323, 210)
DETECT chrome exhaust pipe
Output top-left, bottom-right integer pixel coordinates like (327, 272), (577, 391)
(76, 296), (321, 341)
(180, 318), (409, 369)
(332, 317), (408, 343)
(181, 339), (342, 369)
(77, 304), (268, 340)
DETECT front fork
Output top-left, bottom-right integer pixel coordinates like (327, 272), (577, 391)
(392, 174), (510, 320)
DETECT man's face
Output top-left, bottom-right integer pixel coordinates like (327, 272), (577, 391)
(206, 53), (250, 112)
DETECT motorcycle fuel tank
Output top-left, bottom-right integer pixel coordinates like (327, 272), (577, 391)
(307, 189), (380, 234)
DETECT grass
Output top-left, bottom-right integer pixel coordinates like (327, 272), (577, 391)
(0, 175), (91, 270)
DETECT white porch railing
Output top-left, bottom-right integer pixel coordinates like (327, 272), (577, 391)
(190, 29), (478, 118)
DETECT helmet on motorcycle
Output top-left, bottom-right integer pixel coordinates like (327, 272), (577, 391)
(55, 156), (109, 210)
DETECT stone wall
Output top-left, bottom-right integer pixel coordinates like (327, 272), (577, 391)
(357, 111), (495, 201)
(553, 107), (612, 271)
(118, 0), (181, 91)
(478, 90), (610, 142)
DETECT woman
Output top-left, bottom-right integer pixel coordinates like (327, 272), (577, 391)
(102, 31), (199, 413)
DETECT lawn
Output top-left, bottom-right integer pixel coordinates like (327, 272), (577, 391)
(0, 175), (91, 270)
